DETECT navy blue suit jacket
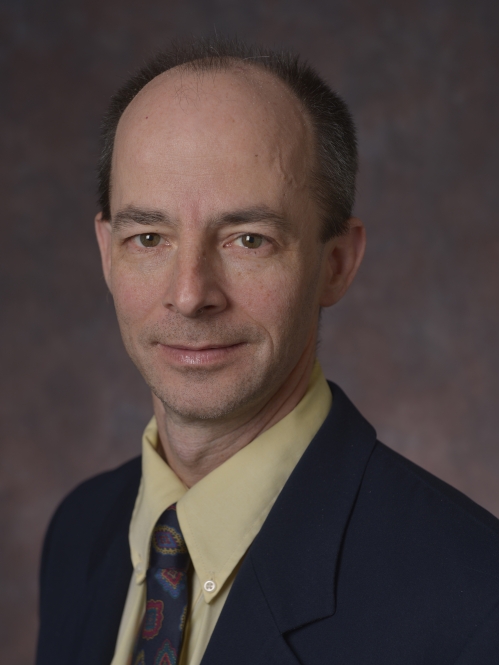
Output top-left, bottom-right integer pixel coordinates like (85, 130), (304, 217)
(36, 384), (499, 664)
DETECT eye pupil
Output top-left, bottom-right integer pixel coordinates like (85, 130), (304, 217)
(139, 233), (160, 247)
(241, 234), (262, 249)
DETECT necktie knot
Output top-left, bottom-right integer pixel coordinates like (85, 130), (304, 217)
(150, 507), (189, 572)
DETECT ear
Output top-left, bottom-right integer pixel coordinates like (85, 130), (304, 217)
(94, 212), (113, 291)
(319, 217), (366, 307)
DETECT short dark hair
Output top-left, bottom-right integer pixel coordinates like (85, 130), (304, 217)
(97, 37), (357, 240)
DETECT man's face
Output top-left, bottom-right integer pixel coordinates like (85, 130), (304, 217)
(97, 66), (337, 422)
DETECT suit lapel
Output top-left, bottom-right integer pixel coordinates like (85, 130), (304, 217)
(201, 556), (302, 665)
(202, 382), (377, 663)
(251, 382), (377, 632)
(70, 469), (140, 665)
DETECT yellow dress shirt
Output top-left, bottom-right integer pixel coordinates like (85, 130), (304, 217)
(111, 360), (332, 665)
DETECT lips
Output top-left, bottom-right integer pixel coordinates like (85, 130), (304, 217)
(156, 342), (246, 366)
(163, 343), (242, 351)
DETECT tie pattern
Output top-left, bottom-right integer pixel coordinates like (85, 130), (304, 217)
(132, 504), (190, 665)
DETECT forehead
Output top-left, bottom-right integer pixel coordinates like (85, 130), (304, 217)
(111, 64), (315, 217)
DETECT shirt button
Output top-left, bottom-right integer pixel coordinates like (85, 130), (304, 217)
(204, 580), (216, 593)
(136, 562), (144, 575)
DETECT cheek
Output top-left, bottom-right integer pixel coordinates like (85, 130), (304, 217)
(253, 257), (323, 344)
(110, 266), (161, 326)
(233, 263), (308, 335)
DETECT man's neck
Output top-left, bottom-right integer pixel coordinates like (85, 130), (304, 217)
(152, 349), (317, 488)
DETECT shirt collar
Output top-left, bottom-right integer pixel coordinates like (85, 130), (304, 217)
(129, 419), (187, 583)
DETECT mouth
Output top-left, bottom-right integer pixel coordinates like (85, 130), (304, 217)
(166, 343), (242, 351)
(157, 342), (246, 366)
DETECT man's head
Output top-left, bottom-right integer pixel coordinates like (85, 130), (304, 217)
(95, 38), (365, 424)
(98, 38), (358, 241)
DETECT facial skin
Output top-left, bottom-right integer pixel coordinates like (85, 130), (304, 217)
(95, 65), (365, 486)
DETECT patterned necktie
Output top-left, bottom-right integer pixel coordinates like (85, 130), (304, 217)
(132, 504), (190, 665)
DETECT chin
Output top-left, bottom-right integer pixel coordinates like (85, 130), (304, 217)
(148, 364), (281, 423)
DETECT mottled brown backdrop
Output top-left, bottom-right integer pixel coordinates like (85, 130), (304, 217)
(1, 1), (499, 663)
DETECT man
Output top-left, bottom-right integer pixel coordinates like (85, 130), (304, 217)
(36, 38), (499, 665)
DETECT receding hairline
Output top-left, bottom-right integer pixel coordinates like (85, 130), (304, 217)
(98, 38), (357, 238)
(116, 57), (315, 141)
(110, 58), (319, 213)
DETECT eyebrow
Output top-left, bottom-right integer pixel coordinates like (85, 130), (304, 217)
(112, 206), (170, 230)
(214, 205), (292, 233)
(112, 204), (292, 234)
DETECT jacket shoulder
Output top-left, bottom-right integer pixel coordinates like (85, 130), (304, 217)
(372, 440), (499, 545)
(50, 456), (141, 521)
(340, 441), (499, 660)
(43, 456), (142, 552)
(352, 440), (499, 619)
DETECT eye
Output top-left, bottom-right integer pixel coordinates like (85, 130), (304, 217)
(236, 234), (264, 249)
(136, 233), (161, 248)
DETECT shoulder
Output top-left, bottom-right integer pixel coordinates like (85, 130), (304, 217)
(47, 456), (141, 530)
(318, 426), (499, 659)
(367, 441), (499, 550)
(41, 456), (141, 575)
(349, 440), (499, 620)
(52, 455), (142, 515)
(325, 381), (499, 570)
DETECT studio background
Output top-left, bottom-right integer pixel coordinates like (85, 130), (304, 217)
(1, 1), (498, 663)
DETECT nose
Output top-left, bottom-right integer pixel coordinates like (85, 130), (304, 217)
(163, 240), (228, 318)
